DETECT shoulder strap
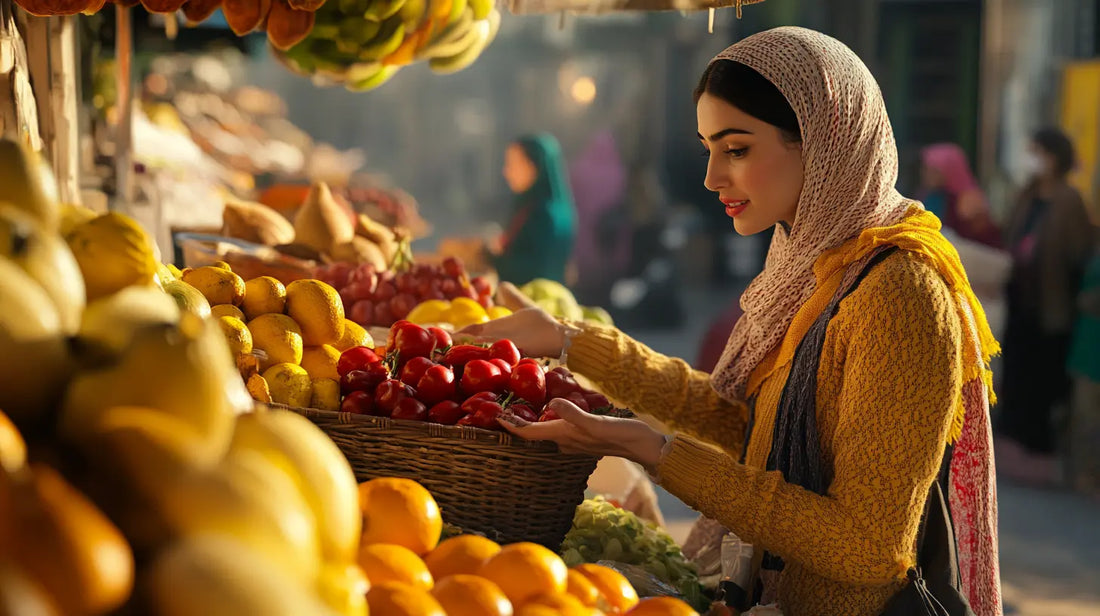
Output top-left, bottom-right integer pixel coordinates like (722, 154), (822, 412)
(765, 245), (899, 493)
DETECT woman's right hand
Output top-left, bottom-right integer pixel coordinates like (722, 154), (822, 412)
(456, 307), (568, 359)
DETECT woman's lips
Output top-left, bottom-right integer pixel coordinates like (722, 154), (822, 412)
(724, 199), (749, 217)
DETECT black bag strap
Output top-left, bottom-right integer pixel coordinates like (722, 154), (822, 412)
(759, 246), (898, 575)
(750, 243), (972, 615)
(765, 245), (900, 494)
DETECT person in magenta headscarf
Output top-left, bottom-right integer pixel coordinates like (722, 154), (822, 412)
(919, 143), (1002, 248)
(568, 130), (630, 298)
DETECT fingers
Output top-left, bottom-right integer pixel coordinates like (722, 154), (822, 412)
(497, 416), (559, 440)
(496, 282), (537, 311)
(547, 397), (595, 425)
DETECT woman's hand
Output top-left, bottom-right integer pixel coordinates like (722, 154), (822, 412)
(456, 307), (567, 359)
(499, 398), (669, 474)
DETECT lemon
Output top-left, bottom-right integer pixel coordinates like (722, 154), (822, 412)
(285, 280), (345, 346)
(310, 378), (341, 411)
(212, 261), (233, 271)
(248, 313), (304, 370)
(487, 306), (513, 320)
(66, 212), (158, 301)
(0, 203), (86, 333)
(182, 266), (246, 307)
(263, 363), (313, 407)
(450, 297), (487, 316)
(335, 318), (374, 351)
(243, 276), (287, 320)
(217, 316), (253, 358)
(211, 304), (246, 321)
(300, 345), (341, 381)
(406, 299), (453, 325)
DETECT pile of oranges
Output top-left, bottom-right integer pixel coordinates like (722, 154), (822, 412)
(356, 477), (700, 616)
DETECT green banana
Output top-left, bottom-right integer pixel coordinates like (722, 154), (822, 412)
(397, 0), (427, 30)
(428, 8), (499, 74)
(337, 0), (366, 14)
(346, 61), (384, 82)
(310, 24), (341, 39)
(446, 0), (467, 23)
(357, 18), (406, 60)
(333, 19), (379, 54)
(468, 0), (491, 20)
(363, 0), (406, 21)
(415, 7), (475, 60)
(345, 65), (401, 92)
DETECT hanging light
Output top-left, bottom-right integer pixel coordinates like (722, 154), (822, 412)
(570, 76), (597, 105)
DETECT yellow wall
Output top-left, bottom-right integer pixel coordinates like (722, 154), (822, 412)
(1061, 60), (1100, 222)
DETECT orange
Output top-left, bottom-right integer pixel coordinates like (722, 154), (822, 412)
(358, 543), (434, 591)
(478, 542), (568, 606)
(565, 568), (603, 608)
(424, 535), (502, 580)
(574, 564), (639, 613)
(11, 464), (134, 616)
(368, 581), (446, 616)
(359, 478), (442, 556)
(626, 597), (699, 616)
(516, 606), (561, 616)
(524, 592), (591, 615)
(430, 574), (513, 616)
(0, 409), (26, 472)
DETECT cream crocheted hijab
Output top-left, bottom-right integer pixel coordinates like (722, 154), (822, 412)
(709, 27), (914, 398)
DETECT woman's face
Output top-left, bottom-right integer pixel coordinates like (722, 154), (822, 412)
(697, 92), (804, 236)
(1026, 142), (1058, 180)
(920, 162), (944, 190)
(503, 144), (538, 194)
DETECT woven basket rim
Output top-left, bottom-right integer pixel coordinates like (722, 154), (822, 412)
(270, 402), (589, 454)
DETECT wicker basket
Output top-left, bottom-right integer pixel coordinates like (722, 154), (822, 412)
(283, 404), (599, 549)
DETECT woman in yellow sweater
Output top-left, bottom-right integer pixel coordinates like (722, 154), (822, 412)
(462, 28), (1001, 616)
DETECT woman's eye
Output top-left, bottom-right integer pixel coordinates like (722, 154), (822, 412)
(726, 147), (749, 158)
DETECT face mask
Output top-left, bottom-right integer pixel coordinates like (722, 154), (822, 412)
(1020, 151), (1046, 178)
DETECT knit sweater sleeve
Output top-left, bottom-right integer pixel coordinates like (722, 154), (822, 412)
(565, 322), (749, 454)
(657, 258), (963, 585)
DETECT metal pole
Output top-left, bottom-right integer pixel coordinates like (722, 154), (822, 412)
(977, 0), (1005, 186)
(114, 5), (133, 207)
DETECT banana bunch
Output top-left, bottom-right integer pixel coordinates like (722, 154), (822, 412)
(276, 0), (501, 91)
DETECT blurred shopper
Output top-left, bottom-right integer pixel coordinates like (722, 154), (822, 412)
(918, 143), (1002, 248)
(568, 130), (630, 302)
(488, 133), (578, 286)
(1067, 244), (1100, 497)
(997, 128), (1095, 484)
(918, 143), (1011, 340)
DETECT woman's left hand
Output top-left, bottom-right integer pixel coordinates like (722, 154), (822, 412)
(499, 398), (669, 474)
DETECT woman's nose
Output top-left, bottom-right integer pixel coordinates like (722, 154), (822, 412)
(703, 156), (729, 192)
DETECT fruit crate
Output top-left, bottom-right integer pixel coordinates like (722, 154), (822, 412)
(280, 404), (598, 549)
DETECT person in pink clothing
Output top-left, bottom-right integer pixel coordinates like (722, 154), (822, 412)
(918, 143), (1002, 248)
(569, 130), (631, 299)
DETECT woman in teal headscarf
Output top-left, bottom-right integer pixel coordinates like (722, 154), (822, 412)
(488, 133), (578, 286)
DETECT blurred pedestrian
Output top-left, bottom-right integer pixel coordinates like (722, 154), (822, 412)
(568, 130), (630, 301)
(918, 143), (1002, 248)
(488, 133), (578, 287)
(996, 127), (1096, 484)
(1067, 244), (1100, 497)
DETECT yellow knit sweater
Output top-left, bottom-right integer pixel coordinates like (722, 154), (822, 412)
(566, 250), (962, 616)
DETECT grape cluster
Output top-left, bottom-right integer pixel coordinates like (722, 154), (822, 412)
(315, 256), (494, 328)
